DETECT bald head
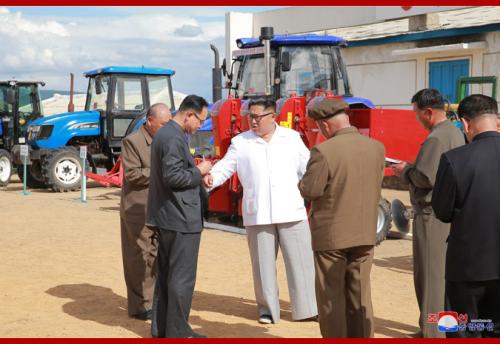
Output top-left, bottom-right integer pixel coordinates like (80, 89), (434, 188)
(146, 103), (172, 136)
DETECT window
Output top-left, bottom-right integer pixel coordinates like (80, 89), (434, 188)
(148, 76), (173, 109)
(113, 78), (144, 111)
(280, 46), (335, 98)
(236, 55), (275, 98)
(18, 85), (40, 133)
(86, 76), (111, 112)
(0, 86), (13, 115)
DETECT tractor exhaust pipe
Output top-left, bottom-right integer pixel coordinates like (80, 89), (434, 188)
(68, 73), (75, 113)
(210, 44), (222, 103)
(260, 27), (274, 96)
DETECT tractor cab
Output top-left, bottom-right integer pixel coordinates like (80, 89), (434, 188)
(84, 66), (175, 156)
(0, 80), (44, 186)
(0, 81), (44, 148)
(230, 34), (353, 101)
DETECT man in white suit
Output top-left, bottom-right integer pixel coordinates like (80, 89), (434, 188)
(204, 98), (317, 324)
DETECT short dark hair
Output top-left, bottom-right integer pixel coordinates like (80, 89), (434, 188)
(178, 94), (209, 114)
(411, 89), (445, 110)
(457, 94), (498, 119)
(248, 97), (276, 112)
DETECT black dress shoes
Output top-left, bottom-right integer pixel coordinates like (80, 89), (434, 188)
(188, 332), (207, 338)
(131, 309), (152, 320)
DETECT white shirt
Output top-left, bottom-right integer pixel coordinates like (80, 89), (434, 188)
(210, 124), (310, 226)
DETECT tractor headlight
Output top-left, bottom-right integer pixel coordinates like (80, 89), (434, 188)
(28, 125), (53, 140)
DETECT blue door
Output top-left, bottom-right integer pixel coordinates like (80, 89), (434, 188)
(429, 59), (470, 103)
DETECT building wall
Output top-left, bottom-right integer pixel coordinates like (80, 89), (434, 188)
(342, 36), (492, 108)
(482, 31), (500, 102)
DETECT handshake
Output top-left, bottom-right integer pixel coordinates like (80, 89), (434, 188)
(196, 160), (214, 189)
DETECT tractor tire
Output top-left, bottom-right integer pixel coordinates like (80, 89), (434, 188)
(42, 147), (84, 192)
(0, 149), (12, 187)
(17, 161), (48, 189)
(376, 198), (392, 245)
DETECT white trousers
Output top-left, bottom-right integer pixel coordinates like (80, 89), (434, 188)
(246, 220), (318, 322)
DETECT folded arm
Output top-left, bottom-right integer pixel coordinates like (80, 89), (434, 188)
(162, 137), (202, 190)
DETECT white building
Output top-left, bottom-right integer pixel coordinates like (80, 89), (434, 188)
(226, 6), (500, 108)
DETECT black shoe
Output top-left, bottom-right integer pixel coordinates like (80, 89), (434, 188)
(131, 309), (152, 320)
(188, 332), (207, 338)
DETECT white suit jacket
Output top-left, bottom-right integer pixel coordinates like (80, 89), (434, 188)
(210, 124), (310, 226)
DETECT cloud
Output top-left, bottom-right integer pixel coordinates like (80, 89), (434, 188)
(0, 7), (226, 101)
(174, 24), (203, 37)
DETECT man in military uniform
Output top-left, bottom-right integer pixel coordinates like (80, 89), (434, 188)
(120, 103), (171, 320)
(299, 98), (385, 338)
(392, 89), (465, 338)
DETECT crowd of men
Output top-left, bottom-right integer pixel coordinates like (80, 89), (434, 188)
(119, 90), (500, 338)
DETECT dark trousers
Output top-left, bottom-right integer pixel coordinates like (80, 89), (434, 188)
(314, 245), (374, 338)
(120, 218), (157, 316)
(151, 229), (201, 338)
(445, 279), (500, 338)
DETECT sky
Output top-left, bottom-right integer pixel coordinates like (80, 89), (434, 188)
(0, 6), (283, 101)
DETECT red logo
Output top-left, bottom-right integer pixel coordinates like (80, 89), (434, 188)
(458, 313), (468, 325)
(401, 6), (413, 11)
(427, 313), (438, 323)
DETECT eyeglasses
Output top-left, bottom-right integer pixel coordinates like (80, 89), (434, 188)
(190, 111), (205, 125)
(248, 112), (274, 123)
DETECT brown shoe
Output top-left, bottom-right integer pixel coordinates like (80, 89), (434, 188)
(297, 315), (319, 322)
(405, 331), (423, 338)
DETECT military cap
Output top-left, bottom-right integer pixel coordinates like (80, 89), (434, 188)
(308, 98), (349, 120)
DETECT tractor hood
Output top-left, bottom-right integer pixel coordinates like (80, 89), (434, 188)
(28, 110), (101, 150)
(31, 110), (100, 126)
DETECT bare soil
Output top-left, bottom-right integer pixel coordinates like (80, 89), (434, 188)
(0, 177), (418, 338)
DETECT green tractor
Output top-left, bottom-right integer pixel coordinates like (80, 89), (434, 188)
(0, 80), (45, 186)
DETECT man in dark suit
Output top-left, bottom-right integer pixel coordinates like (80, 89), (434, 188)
(120, 103), (171, 320)
(299, 98), (385, 338)
(432, 94), (500, 338)
(147, 95), (212, 338)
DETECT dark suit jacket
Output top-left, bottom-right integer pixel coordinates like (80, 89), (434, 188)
(146, 121), (203, 233)
(432, 131), (500, 282)
(120, 125), (152, 224)
(299, 127), (385, 251)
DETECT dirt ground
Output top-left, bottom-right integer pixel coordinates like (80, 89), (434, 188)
(0, 177), (419, 338)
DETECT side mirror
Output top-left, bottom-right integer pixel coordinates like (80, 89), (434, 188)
(6, 89), (15, 104)
(221, 58), (227, 77)
(281, 52), (292, 72)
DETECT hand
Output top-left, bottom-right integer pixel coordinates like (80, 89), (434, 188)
(391, 161), (408, 176)
(203, 174), (213, 188)
(197, 160), (213, 176)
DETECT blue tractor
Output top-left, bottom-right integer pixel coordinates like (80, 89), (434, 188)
(18, 66), (175, 192)
(0, 80), (45, 187)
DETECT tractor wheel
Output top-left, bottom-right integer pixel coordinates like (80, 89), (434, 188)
(43, 147), (83, 192)
(376, 198), (392, 245)
(17, 161), (48, 189)
(0, 149), (12, 187)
